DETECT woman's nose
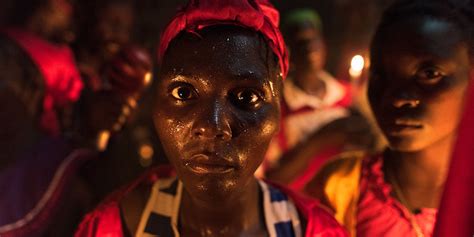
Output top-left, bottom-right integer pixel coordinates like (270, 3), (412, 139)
(391, 91), (421, 109)
(191, 101), (232, 141)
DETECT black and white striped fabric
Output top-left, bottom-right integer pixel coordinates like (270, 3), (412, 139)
(134, 178), (302, 237)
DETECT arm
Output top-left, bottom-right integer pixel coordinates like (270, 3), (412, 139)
(266, 114), (374, 184)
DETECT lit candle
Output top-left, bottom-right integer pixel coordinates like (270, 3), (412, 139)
(349, 54), (365, 79)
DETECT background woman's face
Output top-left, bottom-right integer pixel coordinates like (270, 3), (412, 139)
(369, 17), (471, 152)
(154, 27), (281, 202)
(95, 2), (134, 59)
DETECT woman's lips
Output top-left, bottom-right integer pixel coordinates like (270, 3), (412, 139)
(185, 154), (236, 174)
(385, 119), (423, 135)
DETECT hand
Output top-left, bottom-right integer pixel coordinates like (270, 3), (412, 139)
(79, 89), (136, 136)
(313, 114), (375, 150)
(104, 45), (152, 97)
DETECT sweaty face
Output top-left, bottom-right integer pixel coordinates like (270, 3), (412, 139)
(369, 17), (472, 152)
(154, 27), (281, 202)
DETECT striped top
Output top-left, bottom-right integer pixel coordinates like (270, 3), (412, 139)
(135, 178), (303, 237)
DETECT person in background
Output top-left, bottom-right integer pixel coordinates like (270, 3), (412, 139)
(305, 0), (474, 236)
(75, 1), (347, 236)
(262, 9), (374, 190)
(73, 0), (158, 203)
(0, 0), (150, 236)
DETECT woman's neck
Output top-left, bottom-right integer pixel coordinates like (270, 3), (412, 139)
(386, 134), (456, 209)
(293, 70), (327, 98)
(179, 178), (265, 237)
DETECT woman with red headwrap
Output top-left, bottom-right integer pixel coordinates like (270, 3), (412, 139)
(75, 1), (347, 236)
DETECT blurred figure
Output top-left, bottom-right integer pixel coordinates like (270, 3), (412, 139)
(263, 9), (374, 190)
(72, 0), (160, 203)
(0, 0), (150, 236)
(74, 0), (135, 86)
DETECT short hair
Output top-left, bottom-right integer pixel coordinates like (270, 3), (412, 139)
(371, 0), (474, 61)
(281, 8), (323, 40)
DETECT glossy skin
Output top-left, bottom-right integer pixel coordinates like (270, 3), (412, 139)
(154, 26), (281, 204)
(369, 16), (471, 152)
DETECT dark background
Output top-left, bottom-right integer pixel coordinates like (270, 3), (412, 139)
(0, 0), (394, 200)
(132, 0), (394, 75)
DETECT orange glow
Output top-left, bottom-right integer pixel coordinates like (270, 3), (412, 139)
(139, 143), (154, 167)
(349, 55), (365, 78)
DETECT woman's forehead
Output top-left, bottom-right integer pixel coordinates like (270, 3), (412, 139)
(161, 27), (271, 80)
(168, 26), (263, 55)
(375, 17), (466, 59)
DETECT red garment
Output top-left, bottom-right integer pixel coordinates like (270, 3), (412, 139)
(357, 155), (437, 237)
(263, 79), (353, 190)
(75, 166), (347, 237)
(157, 0), (289, 79)
(434, 73), (474, 237)
(2, 28), (83, 136)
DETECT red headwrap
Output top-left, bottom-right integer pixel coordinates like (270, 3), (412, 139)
(3, 28), (83, 136)
(158, 0), (289, 79)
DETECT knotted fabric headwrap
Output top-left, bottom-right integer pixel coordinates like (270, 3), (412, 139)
(158, 0), (289, 79)
(3, 28), (83, 136)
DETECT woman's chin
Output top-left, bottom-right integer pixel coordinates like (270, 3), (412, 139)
(185, 178), (238, 200)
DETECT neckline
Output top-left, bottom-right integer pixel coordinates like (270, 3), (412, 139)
(363, 155), (438, 216)
(133, 178), (302, 237)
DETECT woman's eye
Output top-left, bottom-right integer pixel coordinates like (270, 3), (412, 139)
(170, 85), (196, 100)
(416, 67), (444, 85)
(232, 89), (263, 109)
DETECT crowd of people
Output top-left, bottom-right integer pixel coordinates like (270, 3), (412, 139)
(0, 0), (472, 236)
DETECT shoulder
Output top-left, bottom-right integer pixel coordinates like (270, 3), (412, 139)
(304, 152), (378, 235)
(305, 151), (366, 196)
(75, 166), (176, 237)
(0, 33), (44, 114)
(0, 34), (36, 72)
(306, 205), (349, 237)
(266, 181), (348, 236)
(74, 198), (123, 237)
